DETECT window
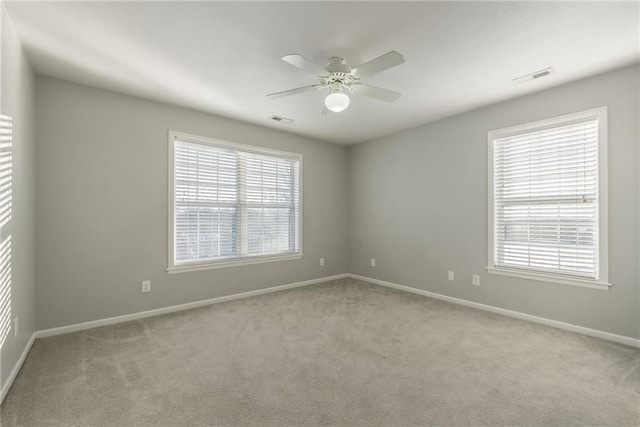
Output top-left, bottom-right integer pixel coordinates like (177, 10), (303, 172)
(0, 114), (12, 346)
(487, 107), (609, 290)
(168, 131), (302, 272)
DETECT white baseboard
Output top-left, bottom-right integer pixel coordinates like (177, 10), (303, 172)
(349, 273), (640, 349)
(35, 273), (349, 339)
(1, 332), (36, 403)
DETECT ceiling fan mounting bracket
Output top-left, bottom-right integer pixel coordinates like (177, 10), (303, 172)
(325, 57), (351, 74)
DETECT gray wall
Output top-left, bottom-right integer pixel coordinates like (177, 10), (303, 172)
(0, 7), (36, 388)
(349, 64), (639, 339)
(21, 54), (640, 340)
(35, 77), (349, 330)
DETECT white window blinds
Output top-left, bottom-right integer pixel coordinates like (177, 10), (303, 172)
(489, 108), (608, 287)
(170, 134), (301, 269)
(0, 115), (12, 346)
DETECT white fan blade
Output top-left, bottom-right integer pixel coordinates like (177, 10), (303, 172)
(350, 51), (405, 78)
(281, 54), (330, 77)
(351, 83), (401, 102)
(267, 84), (324, 99)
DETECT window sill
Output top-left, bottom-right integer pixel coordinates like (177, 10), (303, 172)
(486, 267), (611, 291)
(167, 253), (303, 274)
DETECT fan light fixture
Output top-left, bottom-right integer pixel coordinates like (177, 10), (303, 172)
(324, 90), (350, 113)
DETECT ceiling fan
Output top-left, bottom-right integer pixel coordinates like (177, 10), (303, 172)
(267, 51), (405, 113)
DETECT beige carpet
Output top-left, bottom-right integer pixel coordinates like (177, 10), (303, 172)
(1, 278), (639, 426)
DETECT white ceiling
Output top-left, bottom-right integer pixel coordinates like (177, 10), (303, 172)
(5, 1), (639, 145)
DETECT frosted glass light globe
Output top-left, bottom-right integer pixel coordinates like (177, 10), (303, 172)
(324, 92), (350, 113)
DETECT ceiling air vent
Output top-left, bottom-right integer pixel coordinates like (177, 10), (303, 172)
(270, 115), (294, 124)
(512, 68), (553, 85)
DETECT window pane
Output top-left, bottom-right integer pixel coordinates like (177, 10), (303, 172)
(175, 142), (237, 204)
(246, 207), (295, 255)
(175, 206), (237, 261)
(245, 154), (295, 205)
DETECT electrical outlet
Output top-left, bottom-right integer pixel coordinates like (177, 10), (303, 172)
(142, 280), (151, 293)
(320, 257), (325, 266)
(370, 258), (376, 267)
(472, 275), (480, 286)
(13, 317), (18, 337)
(448, 271), (455, 281)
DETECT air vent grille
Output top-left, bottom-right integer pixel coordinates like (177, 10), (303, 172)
(512, 68), (553, 85)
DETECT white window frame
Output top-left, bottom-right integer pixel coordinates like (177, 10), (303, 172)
(167, 131), (303, 274)
(487, 107), (610, 290)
